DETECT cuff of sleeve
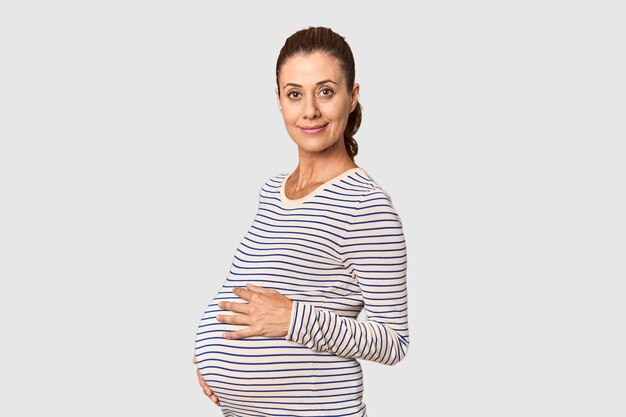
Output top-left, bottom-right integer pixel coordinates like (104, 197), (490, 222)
(285, 300), (309, 342)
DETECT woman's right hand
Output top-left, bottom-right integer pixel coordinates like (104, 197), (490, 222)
(193, 355), (221, 407)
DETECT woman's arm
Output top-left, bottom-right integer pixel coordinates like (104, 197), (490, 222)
(284, 190), (410, 365)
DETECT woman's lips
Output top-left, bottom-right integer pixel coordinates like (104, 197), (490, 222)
(299, 123), (328, 134)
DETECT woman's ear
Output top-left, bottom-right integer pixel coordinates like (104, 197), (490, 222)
(350, 83), (360, 112)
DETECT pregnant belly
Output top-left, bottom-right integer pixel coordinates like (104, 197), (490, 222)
(195, 286), (367, 416)
(194, 295), (323, 414)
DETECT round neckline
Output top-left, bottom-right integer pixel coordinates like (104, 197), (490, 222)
(280, 166), (362, 207)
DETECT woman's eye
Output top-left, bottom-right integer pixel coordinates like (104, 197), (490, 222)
(287, 89), (333, 99)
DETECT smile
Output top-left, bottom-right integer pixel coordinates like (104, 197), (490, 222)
(299, 123), (329, 134)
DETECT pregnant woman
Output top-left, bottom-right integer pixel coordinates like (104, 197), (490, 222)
(193, 26), (410, 417)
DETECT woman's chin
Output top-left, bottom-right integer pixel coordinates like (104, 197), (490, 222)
(295, 143), (334, 154)
(291, 135), (343, 151)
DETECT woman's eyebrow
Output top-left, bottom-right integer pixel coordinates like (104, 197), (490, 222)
(283, 79), (338, 89)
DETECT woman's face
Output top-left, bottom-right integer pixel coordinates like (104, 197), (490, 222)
(276, 51), (359, 156)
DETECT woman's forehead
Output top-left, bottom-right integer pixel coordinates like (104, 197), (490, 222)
(279, 53), (344, 86)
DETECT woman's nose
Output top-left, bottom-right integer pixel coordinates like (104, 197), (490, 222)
(302, 95), (320, 118)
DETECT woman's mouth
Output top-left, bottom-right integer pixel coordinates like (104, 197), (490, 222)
(299, 123), (328, 134)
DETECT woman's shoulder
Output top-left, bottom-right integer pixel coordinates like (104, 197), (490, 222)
(352, 168), (404, 226)
(254, 171), (291, 202)
(260, 171), (289, 190)
(353, 167), (395, 203)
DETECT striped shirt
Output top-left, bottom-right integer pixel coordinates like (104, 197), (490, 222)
(194, 166), (409, 417)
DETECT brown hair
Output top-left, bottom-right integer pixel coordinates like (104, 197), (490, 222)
(275, 26), (361, 161)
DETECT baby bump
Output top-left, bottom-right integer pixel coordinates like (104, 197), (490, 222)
(194, 295), (319, 409)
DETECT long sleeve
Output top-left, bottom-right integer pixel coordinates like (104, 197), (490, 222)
(284, 190), (410, 365)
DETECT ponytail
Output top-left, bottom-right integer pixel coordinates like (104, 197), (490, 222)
(343, 101), (362, 161)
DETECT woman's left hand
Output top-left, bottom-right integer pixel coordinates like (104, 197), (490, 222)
(216, 283), (294, 339)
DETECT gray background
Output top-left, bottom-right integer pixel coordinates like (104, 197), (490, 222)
(1, 1), (624, 416)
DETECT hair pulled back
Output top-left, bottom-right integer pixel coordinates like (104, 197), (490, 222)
(276, 26), (361, 161)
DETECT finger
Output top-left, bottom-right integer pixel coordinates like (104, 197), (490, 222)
(203, 387), (220, 405)
(216, 313), (251, 326)
(198, 372), (218, 404)
(198, 377), (221, 406)
(231, 286), (255, 301)
(202, 384), (214, 396)
(223, 327), (254, 340)
(196, 368), (210, 387)
(218, 300), (249, 314)
(196, 368), (209, 386)
(192, 356), (196, 365)
(197, 374), (205, 389)
(246, 283), (278, 294)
